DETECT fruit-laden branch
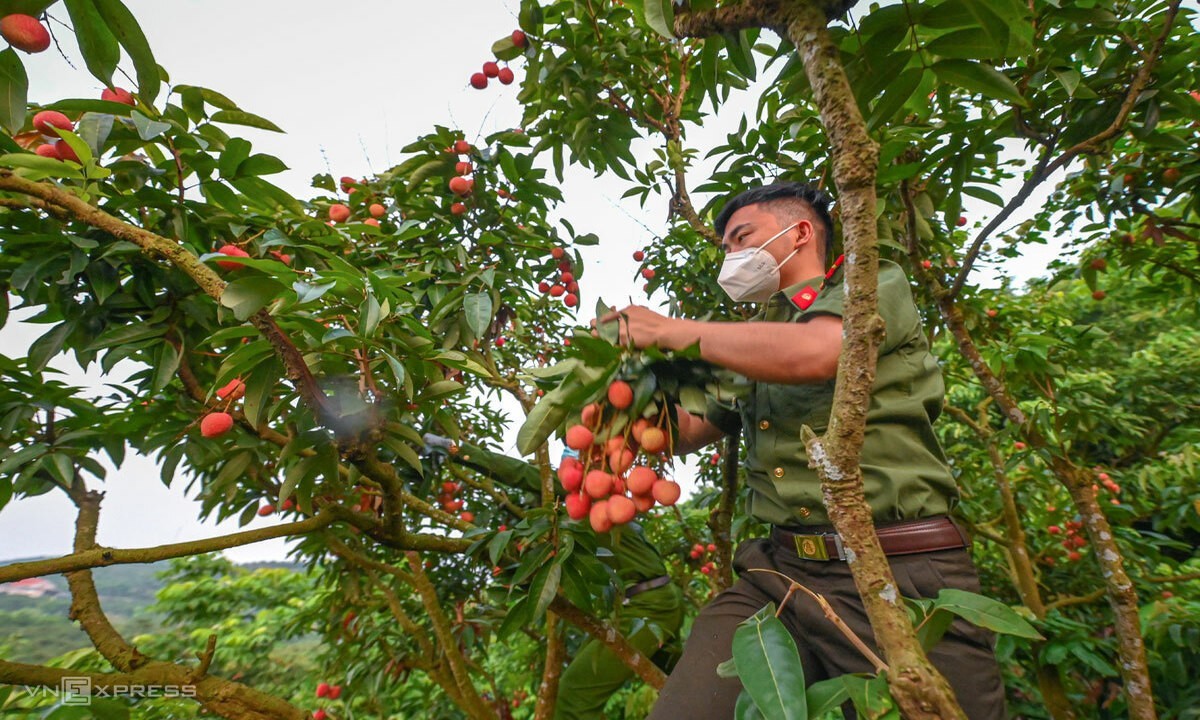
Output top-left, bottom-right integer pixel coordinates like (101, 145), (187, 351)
(547, 596), (667, 689)
(0, 510), (338, 584)
(58, 487), (309, 719)
(0, 170), (345, 436)
(947, 0), (1182, 300)
(779, 1), (967, 718)
(907, 211), (1157, 720)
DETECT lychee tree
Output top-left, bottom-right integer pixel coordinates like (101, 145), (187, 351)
(1, 1), (1199, 719)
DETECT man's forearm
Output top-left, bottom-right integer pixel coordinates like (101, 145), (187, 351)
(663, 317), (841, 384)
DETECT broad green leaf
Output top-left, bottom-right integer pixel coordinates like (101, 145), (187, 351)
(28, 322), (71, 373)
(64, 0), (120, 85)
(210, 109), (284, 133)
(131, 110), (172, 141)
(732, 604), (806, 720)
(842, 674), (898, 720)
(241, 360), (281, 429)
(925, 28), (1006, 61)
(238, 153), (288, 177)
(219, 137), (252, 178)
(930, 588), (1043, 639)
(0, 153), (84, 179)
(86, 322), (166, 351)
(75, 112), (114, 154)
(361, 293), (383, 337)
(93, 0), (160, 104)
(294, 280), (335, 304)
(869, 67), (924, 131)
(220, 278), (286, 321)
(915, 607), (957, 649)
(151, 340), (181, 392)
(52, 127), (94, 167)
(807, 677), (852, 717)
(516, 375), (582, 455)
(734, 691), (765, 720)
(932, 60), (1027, 107)
(642, 0), (675, 40)
(528, 560), (562, 621)
(0, 49), (28, 134)
(463, 291), (493, 340)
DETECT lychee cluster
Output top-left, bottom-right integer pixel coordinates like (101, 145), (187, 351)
(538, 247), (579, 308)
(558, 380), (681, 533)
(689, 542), (719, 575)
(468, 30), (525, 90)
(437, 480), (474, 523)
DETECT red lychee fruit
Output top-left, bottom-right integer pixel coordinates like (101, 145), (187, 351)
(483, 61), (500, 78)
(565, 492), (591, 520)
(216, 244), (250, 271)
(652, 480), (681, 506)
(607, 495), (636, 525)
(626, 466), (657, 496)
(607, 380), (634, 409)
(53, 140), (79, 163)
(498, 67), (515, 85)
(451, 202), (467, 215)
(589, 500), (613, 533)
(449, 176), (472, 196)
(1, 14), (51, 53)
(454, 140), (472, 154)
(329, 204), (351, 223)
(470, 72), (488, 89)
(32, 110), (73, 136)
(640, 427), (667, 453)
(565, 424), (594, 451)
(511, 30), (527, 47)
(564, 293), (578, 307)
(257, 504), (274, 516)
(100, 87), (136, 106)
(216, 378), (246, 401)
(584, 470), (614, 499)
(200, 412), (234, 438)
(369, 203), (386, 218)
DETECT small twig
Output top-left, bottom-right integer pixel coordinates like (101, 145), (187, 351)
(745, 568), (888, 673)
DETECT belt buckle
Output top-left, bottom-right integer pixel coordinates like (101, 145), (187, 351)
(793, 533), (830, 561)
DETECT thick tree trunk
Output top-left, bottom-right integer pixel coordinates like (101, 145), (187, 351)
(779, 2), (968, 717)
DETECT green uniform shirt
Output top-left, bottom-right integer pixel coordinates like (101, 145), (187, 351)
(706, 260), (959, 527)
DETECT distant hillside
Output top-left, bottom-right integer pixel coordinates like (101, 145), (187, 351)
(0, 556), (304, 664)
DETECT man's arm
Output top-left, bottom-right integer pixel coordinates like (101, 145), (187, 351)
(673, 406), (728, 455)
(599, 307), (842, 385)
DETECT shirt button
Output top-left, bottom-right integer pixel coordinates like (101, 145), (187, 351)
(773, 467), (785, 478)
(798, 507), (811, 518)
(758, 420), (770, 430)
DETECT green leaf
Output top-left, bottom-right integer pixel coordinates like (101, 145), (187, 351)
(294, 280), (335, 305)
(930, 588), (1043, 639)
(732, 604), (807, 720)
(85, 322), (166, 351)
(64, 0), (120, 85)
(528, 560), (562, 621)
(75, 112), (114, 154)
(131, 110), (172, 141)
(220, 278), (286, 321)
(932, 60), (1027, 107)
(28, 322), (71, 373)
(93, 0), (160, 104)
(210, 109), (284, 133)
(642, 0), (675, 40)
(0, 48), (28, 134)
(734, 691), (765, 720)
(869, 67), (924, 131)
(806, 678), (852, 717)
(842, 674), (898, 719)
(238, 153), (288, 177)
(925, 28), (1006, 60)
(0, 153), (84, 179)
(218, 137), (252, 179)
(463, 291), (493, 340)
(151, 340), (181, 392)
(516, 376), (582, 456)
(241, 360), (281, 429)
(915, 607), (957, 649)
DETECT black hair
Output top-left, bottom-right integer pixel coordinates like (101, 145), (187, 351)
(714, 181), (836, 261)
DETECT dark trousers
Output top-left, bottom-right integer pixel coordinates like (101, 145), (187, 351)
(648, 534), (1007, 719)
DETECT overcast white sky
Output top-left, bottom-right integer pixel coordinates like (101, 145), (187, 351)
(0, 2), (1064, 565)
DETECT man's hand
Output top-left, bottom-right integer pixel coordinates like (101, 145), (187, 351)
(592, 305), (690, 351)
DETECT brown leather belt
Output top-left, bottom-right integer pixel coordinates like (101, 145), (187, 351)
(624, 574), (671, 602)
(771, 516), (966, 562)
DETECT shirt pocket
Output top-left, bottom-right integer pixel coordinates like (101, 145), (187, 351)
(766, 379), (836, 434)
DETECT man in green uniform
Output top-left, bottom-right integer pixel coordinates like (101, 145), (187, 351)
(422, 436), (685, 719)
(598, 182), (1005, 718)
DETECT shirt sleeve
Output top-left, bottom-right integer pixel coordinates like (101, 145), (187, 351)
(703, 396), (743, 436)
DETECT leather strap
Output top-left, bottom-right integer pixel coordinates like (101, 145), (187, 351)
(624, 574), (672, 600)
(771, 516), (967, 562)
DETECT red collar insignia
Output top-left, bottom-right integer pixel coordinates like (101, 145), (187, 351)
(792, 286), (817, 310)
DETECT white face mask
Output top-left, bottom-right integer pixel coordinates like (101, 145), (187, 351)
(717, 222), (800, 303)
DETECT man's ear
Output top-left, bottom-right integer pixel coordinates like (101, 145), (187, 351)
(794, 218), (815, 248)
